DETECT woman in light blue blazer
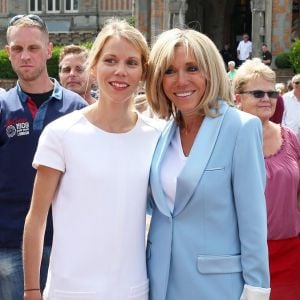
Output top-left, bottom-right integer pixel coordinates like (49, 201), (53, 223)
(145, 28), (271, 300)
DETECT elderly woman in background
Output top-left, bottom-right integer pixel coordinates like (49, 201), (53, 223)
(233, 58), (300, 300)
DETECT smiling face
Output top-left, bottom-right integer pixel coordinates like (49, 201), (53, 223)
(94, 36), (143, 105)
(6, 26), (52, 82)
(236, 77), (277, 122)
(162, 45), (206, 117)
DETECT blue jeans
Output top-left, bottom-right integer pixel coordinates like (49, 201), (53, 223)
(0, 246), (51, 300)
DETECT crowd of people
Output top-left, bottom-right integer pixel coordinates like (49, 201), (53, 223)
(0, 14), (299, 300)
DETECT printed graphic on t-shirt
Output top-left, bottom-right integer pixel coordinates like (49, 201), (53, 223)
(5, 118), (30, 137)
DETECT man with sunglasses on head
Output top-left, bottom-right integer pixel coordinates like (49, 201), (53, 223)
(282, 74), (300, 139)
(0, 14), (87, 300)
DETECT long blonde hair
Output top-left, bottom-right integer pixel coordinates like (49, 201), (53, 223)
(146, 28), (233, 121)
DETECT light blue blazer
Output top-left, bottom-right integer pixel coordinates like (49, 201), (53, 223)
(147, 101), (270, 300)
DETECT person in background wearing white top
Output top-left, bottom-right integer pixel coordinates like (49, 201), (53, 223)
(237, 33), (252, 67)
(22, 19), (162, 300)
(282, 73), (300, 139)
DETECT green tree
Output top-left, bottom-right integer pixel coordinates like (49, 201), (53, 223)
(289, 39), (300, 73)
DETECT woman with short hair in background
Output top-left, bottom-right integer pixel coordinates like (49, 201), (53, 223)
(233, 58), (300, 300)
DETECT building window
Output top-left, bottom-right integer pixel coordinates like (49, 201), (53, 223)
(29, 0), (42, 13)
(47, 0), (60, 12)
(65, 0), (78, 12)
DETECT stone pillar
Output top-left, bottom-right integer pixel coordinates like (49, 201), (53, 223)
(168, 0), (187, 28)
(251, 0), (266, 58)
(263, 0), (272, 56)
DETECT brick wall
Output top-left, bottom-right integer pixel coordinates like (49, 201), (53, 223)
(151, 0), (165, 39)
(272, 0), (292, 55)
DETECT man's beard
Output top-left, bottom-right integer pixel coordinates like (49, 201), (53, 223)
(15, 66), (44, 82)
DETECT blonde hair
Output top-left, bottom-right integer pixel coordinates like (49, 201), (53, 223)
(146, 28), (233, 121)
(86, 18), (148, 76)
(232, 58), (276, 94)
(292, 73), (300, 83)
(275, 82), (286, 94)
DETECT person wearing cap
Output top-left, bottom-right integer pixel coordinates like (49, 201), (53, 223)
(0, 14), (86, 300)
(282, 74), (300, 139)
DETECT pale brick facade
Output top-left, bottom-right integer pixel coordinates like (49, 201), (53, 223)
(271, 0), (293, 56)
(0, 0), (298, 60)
(0, 0), (132, 47)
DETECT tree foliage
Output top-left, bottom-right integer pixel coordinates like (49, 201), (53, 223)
(274, 52), (292, 69)
(289, 39), (300, 73)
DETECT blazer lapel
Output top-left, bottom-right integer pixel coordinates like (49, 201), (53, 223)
(150, 121), (177, 217)
(173, 101), (229, 216)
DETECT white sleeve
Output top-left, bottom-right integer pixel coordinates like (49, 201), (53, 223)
(240, 284), (270, 300)
(33, 124), (65, 172)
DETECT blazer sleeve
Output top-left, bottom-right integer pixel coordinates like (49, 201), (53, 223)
(232, 116), (270, 289)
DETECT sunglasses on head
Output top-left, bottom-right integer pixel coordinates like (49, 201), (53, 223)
(8, 14), (46, 29)
(240, 90), (279, 99)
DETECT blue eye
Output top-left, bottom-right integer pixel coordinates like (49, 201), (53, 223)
(127, 59), (138, 66)
(104, 58), (116, 64)
(187, 65), (198, 72)
(165, 68), (174, 75)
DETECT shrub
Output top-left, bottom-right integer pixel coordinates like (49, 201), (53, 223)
(289, 39), (300, 73)
(0, 49), (17, 79)
(47, 45), (61, 79)
(275, 52), (292, 69)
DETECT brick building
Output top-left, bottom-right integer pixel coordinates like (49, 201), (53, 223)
(0, 0), (132, 47)
(0, 0), (299, 59)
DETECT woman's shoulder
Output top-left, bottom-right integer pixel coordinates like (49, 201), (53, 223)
(224, 104), (261, 126)
(138, 113), (167, 133)
(282, 126), (300, 154)
(44, 110), (84, 135)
